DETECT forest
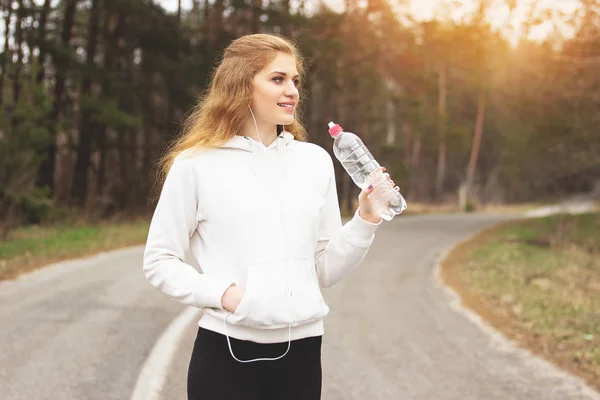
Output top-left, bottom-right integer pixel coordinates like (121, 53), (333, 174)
(1, 0), (599, 237)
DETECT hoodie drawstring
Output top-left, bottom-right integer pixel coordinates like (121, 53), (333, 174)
(224, 131), (296, 363)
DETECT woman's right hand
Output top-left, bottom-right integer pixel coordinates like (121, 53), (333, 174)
(221, 283), (245, 312)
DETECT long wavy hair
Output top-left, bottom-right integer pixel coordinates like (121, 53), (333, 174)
(153, 33), (307, 197)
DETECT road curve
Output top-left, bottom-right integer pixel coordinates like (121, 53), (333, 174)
(2, 213), (599, 399)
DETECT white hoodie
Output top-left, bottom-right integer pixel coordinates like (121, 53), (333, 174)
(143, 131), (381, 344)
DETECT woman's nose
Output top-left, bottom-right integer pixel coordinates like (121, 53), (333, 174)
(284, 82), (299, 98)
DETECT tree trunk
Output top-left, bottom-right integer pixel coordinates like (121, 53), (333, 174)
(465, 91), (486, 199)
(212, 0), (224, 49)
(117, 19), (139, 209)
(37, 0), (78, 194)
(96, 7), (123, 200)
(250, 0), (261, 33)
(386, 99), (396, 146)
(435, 63), (447, 200)
(281, 0), (291, 37)
(191, 0), (201, 28)
(96, 126), (107, 192)
(402, 122), (411, 165)
(116, 127), (129, 207)
(12, 0), (25, 106)
(142, 121), (155, 206)
(202, 0), (210, 41)
(0, 1), (13, 106)
(71, 0), (101, 207)
(408, 132), (421, 200)
(35, 0), (52, 84)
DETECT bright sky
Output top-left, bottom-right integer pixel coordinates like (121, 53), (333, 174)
(158, 0), (582, 44)
(408, 0), (582, 43)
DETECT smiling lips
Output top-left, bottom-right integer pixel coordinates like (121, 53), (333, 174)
(278, 102), (295, 111)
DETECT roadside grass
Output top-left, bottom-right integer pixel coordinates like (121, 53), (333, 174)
(441, 212), (600, 391)
(0, 219), (150, 280)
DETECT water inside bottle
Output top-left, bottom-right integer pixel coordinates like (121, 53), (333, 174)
(337, 144), (380, 188)
(367, 168), (407, 219)
(388, 201), (406, 214)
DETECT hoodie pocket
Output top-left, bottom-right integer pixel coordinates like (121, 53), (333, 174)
(228, 258), (329, 329)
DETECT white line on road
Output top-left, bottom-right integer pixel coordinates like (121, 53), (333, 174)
(130, 306), (201, 400)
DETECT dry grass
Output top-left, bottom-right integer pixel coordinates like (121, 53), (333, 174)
(440, 212), (600, 392)
(0, 219), (150, 280)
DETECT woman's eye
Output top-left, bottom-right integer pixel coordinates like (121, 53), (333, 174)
(272, 76), (300, 86)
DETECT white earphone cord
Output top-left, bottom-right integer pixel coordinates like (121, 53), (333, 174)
(223, 304), (295, 363)
(222, 107), (292, 363)
(248, 105), (268, 152)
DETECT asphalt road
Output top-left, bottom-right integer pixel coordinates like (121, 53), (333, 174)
(0, 247), (183, 400)
(2, 213), (599, 400)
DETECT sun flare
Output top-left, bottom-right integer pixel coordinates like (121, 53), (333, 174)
(409, 0), (581, 44)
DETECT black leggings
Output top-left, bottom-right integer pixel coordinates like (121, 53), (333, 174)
(187, 327), (322, 400)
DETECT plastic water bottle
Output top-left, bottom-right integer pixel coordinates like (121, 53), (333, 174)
(328, 121), (407, 221)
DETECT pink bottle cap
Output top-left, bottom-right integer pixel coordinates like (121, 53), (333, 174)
(328, 121), (343, 137)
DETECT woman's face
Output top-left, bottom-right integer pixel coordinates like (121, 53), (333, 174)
(250, 52), (300, 127)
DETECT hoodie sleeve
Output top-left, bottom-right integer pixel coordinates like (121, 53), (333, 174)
(314, 153), (382, 288)
(143, 158), (233, 309)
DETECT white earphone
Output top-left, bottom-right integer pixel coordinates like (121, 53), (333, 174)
(248, 105), (269, 153)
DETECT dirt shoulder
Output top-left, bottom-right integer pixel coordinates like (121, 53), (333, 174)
(440, 212), (600, 392)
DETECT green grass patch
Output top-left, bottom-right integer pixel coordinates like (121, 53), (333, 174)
(442, 212), (600, 391)
(0, 219), (150, 280)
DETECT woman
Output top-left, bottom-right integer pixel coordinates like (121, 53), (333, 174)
(143, 33), (394, 400)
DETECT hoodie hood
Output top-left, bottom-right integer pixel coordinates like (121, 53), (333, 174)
(222, 130), (296, 154)
(220, 130), (296, 178)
